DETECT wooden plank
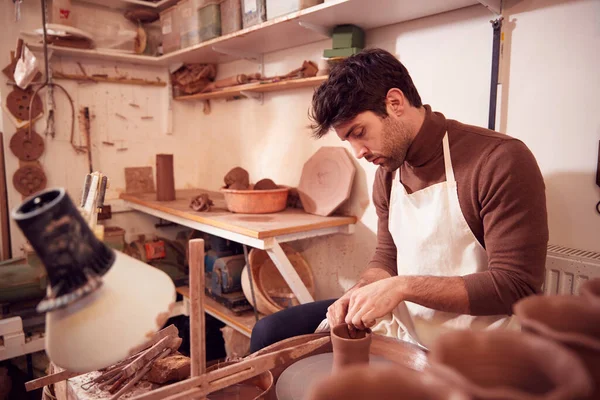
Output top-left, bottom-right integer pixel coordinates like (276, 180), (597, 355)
(119, 189), (356, 239)
(124, 167), (155, 194)
(176, 287), (256, 337)
(53, 71), (167, 87)
(0, 133), (11, 260)
(25, 370), (81, 392)
(188, 239), (206, 377)
(174, 76), (327, 102)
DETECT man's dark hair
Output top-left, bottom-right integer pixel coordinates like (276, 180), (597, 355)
(310, 48), (422, 138)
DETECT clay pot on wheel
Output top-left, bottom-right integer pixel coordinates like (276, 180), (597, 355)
(307, 364), (469, 400)
(429, 329), (593, 400)
(580, 278), (600, 305)
(514, 295), (600, 400)
(331, 324), (371, 373)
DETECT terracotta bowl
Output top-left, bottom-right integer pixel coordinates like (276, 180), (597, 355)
(220, 185), (289, 214)
(307, 364), (469, 400)
(514, 295), (600, 399)
(580, 278), (600, 305)
(429, 330), (593, 400)
(206, 360), (273, 399)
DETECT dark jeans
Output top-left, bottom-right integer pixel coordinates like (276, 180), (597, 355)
(250, 299), (337, 353)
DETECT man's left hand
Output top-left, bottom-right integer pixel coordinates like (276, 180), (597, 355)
(345, 276), (404, 330)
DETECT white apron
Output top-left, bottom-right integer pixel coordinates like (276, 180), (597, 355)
(371, 132), (516, 349)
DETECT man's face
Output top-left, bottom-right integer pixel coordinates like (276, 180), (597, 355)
(335, 110), (412, 172)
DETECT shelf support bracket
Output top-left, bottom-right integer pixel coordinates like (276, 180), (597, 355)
(297, 21), (332, 37)
(478, 0), (502, 15)
(240, 91), (264, 104)
(211, 46), (263, 63)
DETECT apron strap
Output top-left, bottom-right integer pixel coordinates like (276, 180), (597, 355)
(442, 132), (455, 183)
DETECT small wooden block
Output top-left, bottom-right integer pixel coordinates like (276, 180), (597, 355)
(125, 167), (155, 194)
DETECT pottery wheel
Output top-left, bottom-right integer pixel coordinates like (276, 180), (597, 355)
(13, 166), (47, 196)
(7, 87), (43, 121)
(275, 352), (393, 400)
(10, 129), (45, 161)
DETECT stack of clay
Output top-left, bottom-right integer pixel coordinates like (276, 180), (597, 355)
(223, 167), (279, 191)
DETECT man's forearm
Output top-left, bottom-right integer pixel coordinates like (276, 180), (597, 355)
(357, 267), (392, 288)
(395, 275), (471, 314)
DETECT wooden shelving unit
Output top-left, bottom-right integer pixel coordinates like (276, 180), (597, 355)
(174, 76), (327, 101)
(176, 286), (259, 338)
(26, 0), (498, 67)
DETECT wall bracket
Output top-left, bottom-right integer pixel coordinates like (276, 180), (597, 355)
(297, 21), (332, 37)
(240, 91), (264, 104)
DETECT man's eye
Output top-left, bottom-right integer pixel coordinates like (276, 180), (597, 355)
(355, 130), (365, 138)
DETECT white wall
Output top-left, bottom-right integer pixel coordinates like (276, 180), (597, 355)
(1, 0), (598, 298)
(0, 1), (195, 256)
(501, 0), (600, 252)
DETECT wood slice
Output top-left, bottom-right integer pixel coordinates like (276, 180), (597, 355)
(298, 147), (356, 216)
(6, 87), (43, 121)
(13, 165), (47, 196)
(9, 129), (45, 161)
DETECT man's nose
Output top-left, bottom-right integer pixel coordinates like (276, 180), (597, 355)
(350, 141), (369, 159)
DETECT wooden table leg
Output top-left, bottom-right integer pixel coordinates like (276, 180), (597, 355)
(188, 239), (205, 377)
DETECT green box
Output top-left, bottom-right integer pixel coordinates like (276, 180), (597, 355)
(323, 47), (363, 58)
(332, 25), (365, 49)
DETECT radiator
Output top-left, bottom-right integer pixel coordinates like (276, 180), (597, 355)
(544, 245), (600, 295)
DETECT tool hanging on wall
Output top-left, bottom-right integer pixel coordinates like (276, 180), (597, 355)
(6, 87), (44, 122)
(13, 165), (47, 196)
(28, 0), (76, 142)
(9, 128), (45, 161)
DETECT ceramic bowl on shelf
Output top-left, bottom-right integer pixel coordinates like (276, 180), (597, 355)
(220, 185), (289, 214)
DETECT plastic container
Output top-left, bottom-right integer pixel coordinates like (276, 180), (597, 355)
(242, 0), (266, 28)
(221, 185), (289, 214)
(266, 0), (323, 20)
(180, 0), (222, 48)
(221, 0), (242, 35)
(160, 5), (181, 54)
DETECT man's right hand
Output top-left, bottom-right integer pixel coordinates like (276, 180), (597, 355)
(326, 290), (354, 328)
(326, 268), (393, 329)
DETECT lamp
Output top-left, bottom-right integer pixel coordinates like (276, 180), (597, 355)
(12, 188), (176, 373)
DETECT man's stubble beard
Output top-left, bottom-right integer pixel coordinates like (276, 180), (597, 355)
(380, 116), (412, 172)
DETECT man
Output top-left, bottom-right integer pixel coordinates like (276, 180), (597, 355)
(250, 48), (548, 351)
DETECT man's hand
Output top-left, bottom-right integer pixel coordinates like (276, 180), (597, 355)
(345, 277), (404, 330)
(326, 290), (353, 329)
(327, 267), (394, 330)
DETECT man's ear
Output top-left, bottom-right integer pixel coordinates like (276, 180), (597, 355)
(386, 88), (406, 117)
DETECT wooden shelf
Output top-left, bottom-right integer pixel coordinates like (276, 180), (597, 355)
(27, 0), (492, 67)
(176, 286), (259, 337)
(174, 76), (327, 101)
(120, 189), (357, 240)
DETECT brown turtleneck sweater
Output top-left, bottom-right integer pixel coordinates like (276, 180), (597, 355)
(368, 105), (548, 316)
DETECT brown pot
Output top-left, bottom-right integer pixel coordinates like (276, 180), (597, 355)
(580, 278), (600, 305)
(330, 324), (371, 373)
(514, 295), (600, 399)
(307, 364), (469, 400)
(429, 329), (593, 400)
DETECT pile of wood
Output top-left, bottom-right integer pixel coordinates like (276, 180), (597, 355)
(25, 325), (191, 400)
